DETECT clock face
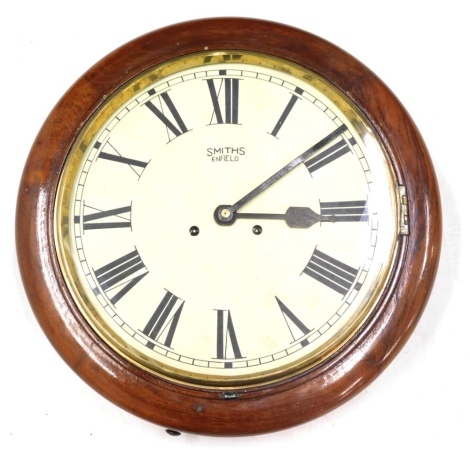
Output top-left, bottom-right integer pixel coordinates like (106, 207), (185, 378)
(55, 52), (400, 387)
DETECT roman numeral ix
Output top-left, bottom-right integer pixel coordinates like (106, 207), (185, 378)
(76, 204), (132, 231)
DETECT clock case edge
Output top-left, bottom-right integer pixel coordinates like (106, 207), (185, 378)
(16, 17), (441, 435)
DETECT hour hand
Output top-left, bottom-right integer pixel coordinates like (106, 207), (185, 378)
(224, 207), (337, 228)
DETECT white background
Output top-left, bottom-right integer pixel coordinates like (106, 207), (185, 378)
(2, 1), (467, 448)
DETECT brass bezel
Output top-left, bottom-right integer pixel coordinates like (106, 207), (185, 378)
(54, 51), (400, 389)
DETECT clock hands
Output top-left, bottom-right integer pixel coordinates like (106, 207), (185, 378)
(215, 124), (347, 225)
(236, 207), (337, 228)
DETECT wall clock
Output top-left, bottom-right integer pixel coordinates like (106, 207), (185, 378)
(16, 17), (441, 435)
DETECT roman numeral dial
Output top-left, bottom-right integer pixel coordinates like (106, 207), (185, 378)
(60, 54), (398, 385)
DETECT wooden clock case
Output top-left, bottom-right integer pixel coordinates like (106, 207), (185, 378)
(16, 18), (441, 435)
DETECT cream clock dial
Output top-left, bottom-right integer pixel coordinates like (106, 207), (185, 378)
(56, 53), (399, 386)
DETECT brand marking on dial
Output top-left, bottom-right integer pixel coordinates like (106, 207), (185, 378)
(207, 146), (245, 162)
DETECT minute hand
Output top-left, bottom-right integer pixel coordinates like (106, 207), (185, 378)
(230, 124), (347, 214)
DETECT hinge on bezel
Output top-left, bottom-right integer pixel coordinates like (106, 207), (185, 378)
(398, 185), (409, 235)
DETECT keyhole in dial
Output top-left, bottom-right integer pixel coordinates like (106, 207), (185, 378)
(189, 226), (200, 236)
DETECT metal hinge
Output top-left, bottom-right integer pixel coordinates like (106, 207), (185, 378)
(398, 185), (409, 235)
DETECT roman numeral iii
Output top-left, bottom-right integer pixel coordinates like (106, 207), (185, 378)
(320, 200), (369, 222)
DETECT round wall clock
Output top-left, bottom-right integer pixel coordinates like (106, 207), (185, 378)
(16, 18), (441, 435)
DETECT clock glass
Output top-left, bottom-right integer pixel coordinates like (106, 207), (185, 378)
(55, 52), (400, 388)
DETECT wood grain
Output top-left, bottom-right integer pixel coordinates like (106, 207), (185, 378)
(16, 18), (441, 435)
